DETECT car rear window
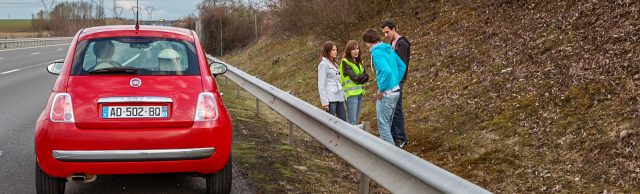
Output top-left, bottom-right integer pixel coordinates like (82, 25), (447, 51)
(71, 37), (200, 75)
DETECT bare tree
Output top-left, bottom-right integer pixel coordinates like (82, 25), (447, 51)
(46, 1), (108, 36)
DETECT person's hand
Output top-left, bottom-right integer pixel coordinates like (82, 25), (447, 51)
(376, 91), (383, 100)
(322, 105), (329, 111)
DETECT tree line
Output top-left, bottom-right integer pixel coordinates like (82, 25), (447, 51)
(32, 1), (106, 36)
(199, 0), (411, 55)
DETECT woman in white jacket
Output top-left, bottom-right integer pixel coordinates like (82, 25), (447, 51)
(318, 41), (347, 121)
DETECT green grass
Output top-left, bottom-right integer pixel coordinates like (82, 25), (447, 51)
(0, 19), (32, 32)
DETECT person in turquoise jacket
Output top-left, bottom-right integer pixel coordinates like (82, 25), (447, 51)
(362, 28), (406, 144)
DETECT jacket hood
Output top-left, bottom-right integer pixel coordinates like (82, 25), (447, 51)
(372, 43), (395, 55)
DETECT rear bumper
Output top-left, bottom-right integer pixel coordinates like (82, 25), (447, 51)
(53, 147), (215, 162)
(35, 119), (232, 178)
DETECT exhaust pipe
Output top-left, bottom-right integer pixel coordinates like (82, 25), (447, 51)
(66, 174), (97, 183)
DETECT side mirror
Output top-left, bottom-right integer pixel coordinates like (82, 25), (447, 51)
(46, 61), (64, 75)
(209, 61), (228, 76)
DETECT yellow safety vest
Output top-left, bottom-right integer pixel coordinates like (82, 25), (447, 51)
(339, 58), (366, 97)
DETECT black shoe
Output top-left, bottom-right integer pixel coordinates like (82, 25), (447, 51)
(398, 140), (408, 148)
(394, 140), (401, 147)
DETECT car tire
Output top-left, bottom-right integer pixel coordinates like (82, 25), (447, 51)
(35, 163), (66, 194)
(205, 156), (232, 194)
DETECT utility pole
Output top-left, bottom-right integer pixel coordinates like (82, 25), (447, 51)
(116, 6), (123, 19)
(252, 1), (258, 40)
(130, 6), (140, 21)
(145, 7), (154, 21)
(39, 0), (56, 16)
(112, 0), (117, 18)
(220, 16), (223, 56)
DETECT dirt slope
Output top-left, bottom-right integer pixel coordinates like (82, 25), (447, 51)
(221, 1), (639, 192)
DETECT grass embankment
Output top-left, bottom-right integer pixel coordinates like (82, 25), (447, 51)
(220, 1), (639, 193)
(0, 19), (32, 32)
(0, 19), (42, 38)
(217, 77), (384, 193)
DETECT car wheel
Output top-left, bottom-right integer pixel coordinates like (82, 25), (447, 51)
(35, 163), (66, 194)
(205, 156), (232, 194)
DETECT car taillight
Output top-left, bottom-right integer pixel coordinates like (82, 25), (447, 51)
(49, 93), (75, 123)
(194, 92), (218, 121)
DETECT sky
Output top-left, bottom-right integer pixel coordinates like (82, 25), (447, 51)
(0, 0), (201, 20)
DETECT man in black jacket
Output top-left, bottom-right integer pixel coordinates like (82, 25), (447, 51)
(382, 21), (411, 148)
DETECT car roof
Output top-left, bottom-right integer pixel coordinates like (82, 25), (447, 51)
(78, 25), (194, 41)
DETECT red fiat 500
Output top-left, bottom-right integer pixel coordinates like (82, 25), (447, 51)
(35, 25), (232, 194)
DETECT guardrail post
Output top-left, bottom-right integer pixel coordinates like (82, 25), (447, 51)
(255, 75), (260, 117)
(256, 97), (260, 117)
(235, 83), (240, 100)
(287, 91), (294, 145)
(360, 172), (371, 194)
(359, 121), (371, 194)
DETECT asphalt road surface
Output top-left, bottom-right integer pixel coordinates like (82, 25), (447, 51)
(0, 44), (254, 194)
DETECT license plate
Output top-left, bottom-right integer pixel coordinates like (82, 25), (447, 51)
(102, 106), (168, 119)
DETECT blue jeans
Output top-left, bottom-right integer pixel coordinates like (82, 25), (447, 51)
(328, 101), (347, 122)
(376, 93), (399, 144)
(391, 84), (407, 142)
(346, 95), (363, 125)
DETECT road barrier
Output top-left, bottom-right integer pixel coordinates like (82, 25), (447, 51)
(207, 55), (492, 194)
(0, 37), (73, 50)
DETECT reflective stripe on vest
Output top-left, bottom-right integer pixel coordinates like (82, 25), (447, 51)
(339, 58), (366, 97)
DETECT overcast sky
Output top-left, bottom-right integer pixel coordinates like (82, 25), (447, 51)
(0, 0), (201, 20)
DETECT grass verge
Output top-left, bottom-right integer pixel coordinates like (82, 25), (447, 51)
(217, 76), (386, 193)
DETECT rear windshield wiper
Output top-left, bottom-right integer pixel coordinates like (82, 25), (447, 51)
(89, 67), (139, 75)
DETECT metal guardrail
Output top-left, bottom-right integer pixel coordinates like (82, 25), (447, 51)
(0, 37), (73, 50)
(207, 55), (492, 194)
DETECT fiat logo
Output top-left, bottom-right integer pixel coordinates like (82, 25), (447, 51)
(130, 78), (142, 87)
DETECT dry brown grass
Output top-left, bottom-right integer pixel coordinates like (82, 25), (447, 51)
(221, 1), (640, 193)
(218, 77), (388, 193)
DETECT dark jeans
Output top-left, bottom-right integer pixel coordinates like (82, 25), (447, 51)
(391, 84), (407, 142)
(328, 101), (347, 122)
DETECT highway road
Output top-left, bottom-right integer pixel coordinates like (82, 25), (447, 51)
(0, 44), (254, 194)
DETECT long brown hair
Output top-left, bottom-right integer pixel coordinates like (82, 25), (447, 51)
(342, 40), (361, 65)
(321, 41), (337, 64)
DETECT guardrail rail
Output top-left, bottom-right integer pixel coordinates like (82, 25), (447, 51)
(207, 55), (492, 194)
(0, 37), (73, 50)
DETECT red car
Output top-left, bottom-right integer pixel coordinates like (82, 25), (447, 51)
(35, 25), (232, 194)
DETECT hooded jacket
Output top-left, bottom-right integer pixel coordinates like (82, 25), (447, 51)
(318, 57), (346, 106)
(371, 43), (406, 92)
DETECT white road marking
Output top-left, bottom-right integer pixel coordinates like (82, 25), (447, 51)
(122, 54), (140, 66)
(0, 150), (3, 157)
(0, 43), (70, 52)
(31, 52), (40, 55)
(0, 57), (3, 60)
(0, 69), (20, 74)
(0, 58), (63, 75)
(57, 48), (63, 51)
(143, 42), (156, 51)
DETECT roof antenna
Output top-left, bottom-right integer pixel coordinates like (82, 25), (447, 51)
(135, 0), (140, 31)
